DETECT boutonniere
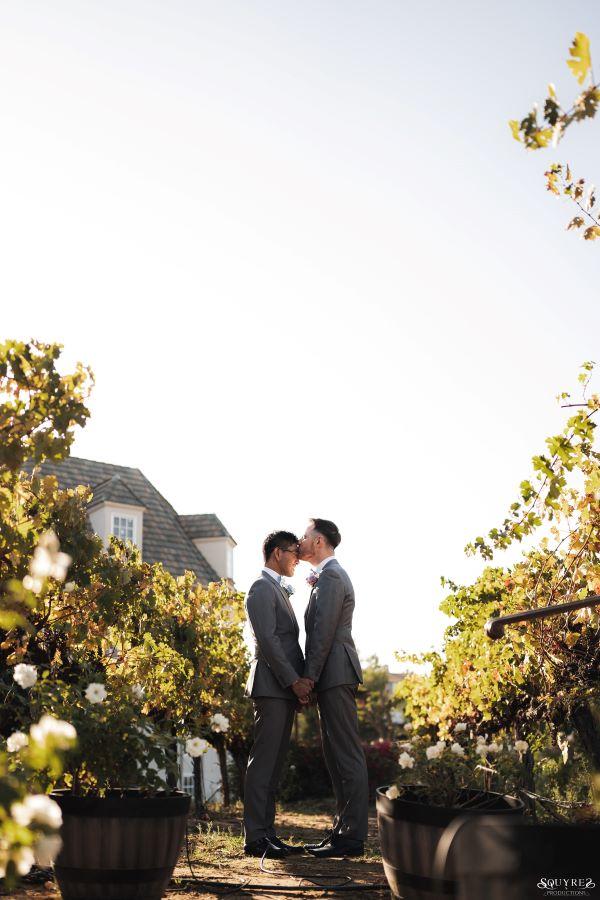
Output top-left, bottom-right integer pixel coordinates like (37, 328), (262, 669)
(306, 570), (319, 587)
(281, 580), (295, 596)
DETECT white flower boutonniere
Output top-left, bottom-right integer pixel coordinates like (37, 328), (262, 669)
(281, 580), (295, 596)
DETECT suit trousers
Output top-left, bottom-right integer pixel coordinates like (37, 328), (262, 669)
(317, 684), (369, 842)
(243, 697), (296, 844)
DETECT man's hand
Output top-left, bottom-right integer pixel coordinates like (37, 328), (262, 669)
(292, 677), (314, 702)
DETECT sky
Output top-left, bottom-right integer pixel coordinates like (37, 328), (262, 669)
(1, 1), (600, 669)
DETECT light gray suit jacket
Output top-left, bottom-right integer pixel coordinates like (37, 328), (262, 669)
(304, 558), (363, 692)
(245, 572), (305, 700)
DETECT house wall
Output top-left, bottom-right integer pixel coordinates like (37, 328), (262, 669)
(88, 502), (144, 553)
(179, 744), (227, 804)
(192, 536), (235, 581)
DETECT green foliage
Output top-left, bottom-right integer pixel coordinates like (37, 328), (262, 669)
(357, 656), (402, 742)
(0, 340), (92, 471)
(0, 340), (250, 813)
(510, 33), (600, 239)
(465, 361), (598, 559)
(388, 728), (529, 808)
(397, 366), (600, 812)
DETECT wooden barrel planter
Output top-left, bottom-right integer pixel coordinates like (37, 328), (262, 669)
(442, 815), (600, 900)
(376, 785), (524, 900)
(50, 790), (191, 900)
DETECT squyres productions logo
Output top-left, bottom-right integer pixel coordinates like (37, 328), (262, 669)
(538, 876), (597, 897)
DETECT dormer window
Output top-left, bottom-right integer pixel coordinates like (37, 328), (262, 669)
(112, 515), (135, 542)
(87, 474), (145, 554)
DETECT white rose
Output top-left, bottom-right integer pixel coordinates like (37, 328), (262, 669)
(13, 845), (35, 876)
(64, 581), (76, 593)
(476, 735), (487, 745)
(38, 531), (60, 553)
(453, 723), (467, 733)
(426, 744), (443, 760)
(34, 833), (63, 866)
(185, 737), (209, 758)
(475, 743), (489, 757)
(30, 546), (53, 579)
(85, 683), (107, 704)
(30, 715), (77, 749)
(385, 785), (400, 799)
(210, 713), (230, 733)
(23, 574), (43, 594)
(398, 752), (414, 769)
(11, 794), (62, 830)
(487, 742), (501, 755)
(450, 742), (465, 756)
(50, 552), (72, 581)
(13, 663), (38, 689)
(26, 794), (63, 829)
(403, 722), (413, 732)
(7, 731), (29, 752)
(514, 740), (529, 753)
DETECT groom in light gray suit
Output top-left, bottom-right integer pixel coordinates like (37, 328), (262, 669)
(299, 518), (368, 858)
(243, 531), (313, 858)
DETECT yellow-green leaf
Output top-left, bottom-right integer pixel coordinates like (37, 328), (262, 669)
(534, 128), (553, 148)
(564, 631), (580, 648)
(508, 119), (521, 142)
(567, 32), (592, 85)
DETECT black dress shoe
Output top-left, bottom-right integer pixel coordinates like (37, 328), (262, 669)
(268, 835), (305, 854)
(303, 829), (334, 851)
(244, 837), (288, 859)
(307, 838), (364, 859)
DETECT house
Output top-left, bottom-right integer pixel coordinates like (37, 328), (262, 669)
(25, 456), (236, 801)
(386, 672), (407, 725)
(27, 456), (235, 583)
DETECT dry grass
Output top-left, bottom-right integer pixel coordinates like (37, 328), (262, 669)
(10, 801), (385, 900)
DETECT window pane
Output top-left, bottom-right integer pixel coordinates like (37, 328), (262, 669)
(112, 515), (135, 541)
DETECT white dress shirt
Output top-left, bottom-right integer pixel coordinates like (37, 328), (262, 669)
(316, 555), (336, 574)
(262, 566), (281, 584)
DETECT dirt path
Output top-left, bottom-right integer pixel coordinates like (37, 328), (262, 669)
(11, 802), (386, 900)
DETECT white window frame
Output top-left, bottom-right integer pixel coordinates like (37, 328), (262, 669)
(112, 514), (136, 543)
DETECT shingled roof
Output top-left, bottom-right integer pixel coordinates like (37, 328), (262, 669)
(89, 474), (145, 509)
(25, 457), (220, 584)
(179, 514), (236, 543)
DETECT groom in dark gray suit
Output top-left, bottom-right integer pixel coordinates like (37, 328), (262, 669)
(299, 518), (368, 858)
(243, 531), (312, 858)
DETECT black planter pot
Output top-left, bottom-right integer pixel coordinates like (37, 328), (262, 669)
(440, 815), (600, 899)
(50, 790), (191, 900)
(376, 785), (525, 900)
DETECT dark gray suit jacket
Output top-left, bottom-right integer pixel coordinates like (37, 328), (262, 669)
(304, 559), (362, 691)
(245, 572), (304, 699)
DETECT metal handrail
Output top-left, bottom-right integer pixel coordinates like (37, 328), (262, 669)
(484, 593), (600, 640)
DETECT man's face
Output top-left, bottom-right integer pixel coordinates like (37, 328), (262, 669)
(275, 542), (300, 577)
(298, 523), (318, 563)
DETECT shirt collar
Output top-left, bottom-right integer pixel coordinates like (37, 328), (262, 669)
(316, 555), (336, 574)
(262, 566), (281, 584)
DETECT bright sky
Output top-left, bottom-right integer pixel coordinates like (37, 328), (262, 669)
(2, 1), (600, 669)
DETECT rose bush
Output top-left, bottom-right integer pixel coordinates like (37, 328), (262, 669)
(0, 340), (250, 884)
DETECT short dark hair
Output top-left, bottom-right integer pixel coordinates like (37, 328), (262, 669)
(310, 518), (341, 549)
(263, 530), (298, 563)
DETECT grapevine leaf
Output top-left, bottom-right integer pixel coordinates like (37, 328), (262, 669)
(567, 32), (592, 85)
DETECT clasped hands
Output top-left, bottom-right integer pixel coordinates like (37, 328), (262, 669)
(291, 676), (314, 705)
